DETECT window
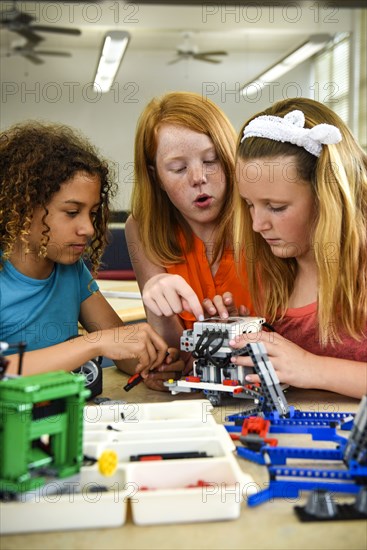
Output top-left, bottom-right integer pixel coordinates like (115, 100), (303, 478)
(359, 11), (366, 150)
(314, 10), (367, 151)
(314, 34), (350, 124)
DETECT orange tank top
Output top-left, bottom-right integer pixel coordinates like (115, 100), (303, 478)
(166, 232), (252, 329)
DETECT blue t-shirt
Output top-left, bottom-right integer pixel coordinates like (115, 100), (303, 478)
(0, 259), (99, 352)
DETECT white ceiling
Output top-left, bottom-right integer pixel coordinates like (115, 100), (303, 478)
(1, 1), (363, 211)
(0, 1), (356, 65)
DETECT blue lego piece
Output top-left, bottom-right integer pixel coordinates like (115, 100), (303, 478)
(229, 396), (367, 510)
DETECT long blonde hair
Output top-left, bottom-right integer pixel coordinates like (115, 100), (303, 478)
(234, 97), (367, 345)
(131, 91), (237, 265)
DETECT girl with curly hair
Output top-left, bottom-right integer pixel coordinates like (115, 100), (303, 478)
(0, 121), (179, 388)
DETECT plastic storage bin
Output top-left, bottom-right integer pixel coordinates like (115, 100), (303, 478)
(0, 400), (254, 533)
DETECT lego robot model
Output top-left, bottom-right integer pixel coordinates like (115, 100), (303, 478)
(165, 316), (288, 415)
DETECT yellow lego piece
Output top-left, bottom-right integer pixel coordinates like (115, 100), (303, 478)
(98, 450), (118, 476)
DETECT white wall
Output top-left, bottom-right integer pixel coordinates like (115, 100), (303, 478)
(1, 48), (311, 209)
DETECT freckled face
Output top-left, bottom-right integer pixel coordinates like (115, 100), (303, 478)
(236, 156), (316, 261)
(154, 124), (227, 235)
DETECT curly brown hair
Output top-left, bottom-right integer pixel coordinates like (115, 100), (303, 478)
(0, 121), (117, 272)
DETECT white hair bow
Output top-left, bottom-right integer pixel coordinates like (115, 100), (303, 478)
(241, 110), (342, 157)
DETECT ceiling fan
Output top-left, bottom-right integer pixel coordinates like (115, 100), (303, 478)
(5, 42), (72, 65)
(168, 32), (228, 65)
(0, 1), (81, 64)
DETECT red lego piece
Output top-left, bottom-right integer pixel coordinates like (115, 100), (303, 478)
(241, 416), (278, 447)
(186, 480), (212, 488)
(223, 379), (240, 386)
(185, 376), (201, 383)
(241, 417), (271, 438)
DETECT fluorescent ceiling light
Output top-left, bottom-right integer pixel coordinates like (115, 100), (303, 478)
(241, 34), (331, 96)
(93, 31), (130, 93)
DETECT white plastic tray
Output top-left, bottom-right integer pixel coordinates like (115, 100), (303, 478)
(129, 455), (249, 525)
(1, 466), (129, 534)
(0, 399), (254, 533)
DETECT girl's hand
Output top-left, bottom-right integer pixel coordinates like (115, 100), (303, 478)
(142, 273), (204, 320)
(202, 292), (250, 319)
(229, 330), (314, 389)
(141, 347), (185, 391)
(98, 323), (168, 372)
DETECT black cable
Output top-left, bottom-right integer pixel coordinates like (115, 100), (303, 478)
(206, 332), (227, 367)
(193, 329), (230, 368)
(192, 330), (210, 358)
(17, 342), (26, 375)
